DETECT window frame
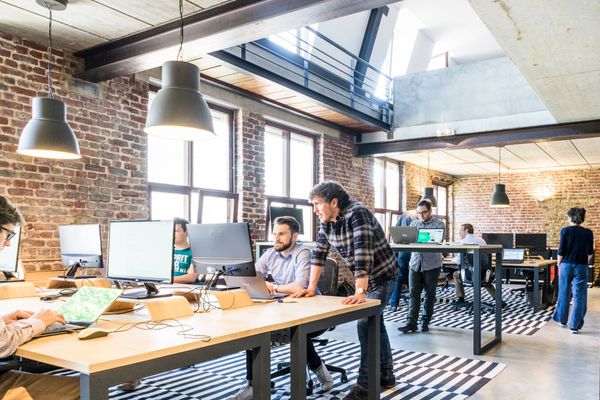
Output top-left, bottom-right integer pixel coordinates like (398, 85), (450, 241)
(373, 157), (402, 236)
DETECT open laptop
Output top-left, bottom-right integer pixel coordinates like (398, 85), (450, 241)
(39, 286), (122, 336)
(503, 248), (526, 263)
(223, 272), (287, 301)
(389, 226), (418, 244)
(417, 227), (445, 244)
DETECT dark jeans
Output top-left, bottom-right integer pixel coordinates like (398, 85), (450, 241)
(389, 257), (409, 306)
(553, 262), (588, 330)
(356, 279), (394, 390)
(245, 330), (325, 380)
(407, 267), (441, 325)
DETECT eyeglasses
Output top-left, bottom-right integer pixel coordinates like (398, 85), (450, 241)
(0, 226), (16, 242)
(416, 210), (431, 215)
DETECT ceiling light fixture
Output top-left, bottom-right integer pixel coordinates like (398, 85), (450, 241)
(420, 152), (437, 207)
(490, 147), (510, 207)
(17, 0), (80, 160)
(144, 0), (215, 140)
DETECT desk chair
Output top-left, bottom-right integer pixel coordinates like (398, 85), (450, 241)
(271, 258), (348, 392)
(454, 254), (496, 314)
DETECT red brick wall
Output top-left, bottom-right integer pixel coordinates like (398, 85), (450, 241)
(0, 32), (149, 272)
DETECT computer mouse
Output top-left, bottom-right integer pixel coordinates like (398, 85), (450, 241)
(77, 328), (110, 340)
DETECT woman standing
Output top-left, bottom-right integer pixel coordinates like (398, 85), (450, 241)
(553, 207), (594, 333)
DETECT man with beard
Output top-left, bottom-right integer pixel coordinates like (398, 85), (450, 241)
(230, 216), (333, 400)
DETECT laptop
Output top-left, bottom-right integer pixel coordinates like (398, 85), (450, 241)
(223, 272), (287, 300)
(417, 227), (445, 244)
(503, 248), (525, 263)
(389, 226), (418, 244)
(39, 286), (122, 337)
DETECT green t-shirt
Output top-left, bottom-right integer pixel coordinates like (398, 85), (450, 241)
(173, 247), (193, 277)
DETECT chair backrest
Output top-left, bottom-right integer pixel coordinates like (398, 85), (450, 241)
(460, 253), (493, 285)
(317, 258), (339, 296)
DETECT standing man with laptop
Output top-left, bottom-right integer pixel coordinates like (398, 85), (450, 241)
(399, 200), (445, 333)
(231, 216), (333, 400)
(292, 181), (398, 400)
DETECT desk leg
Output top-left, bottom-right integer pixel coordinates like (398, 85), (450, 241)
(367, 312), (381, 400)
(290, 325), (307, 400)
(251, 334), (271, 400)
(80, 374), (108, 400)
(472, 250), (481, 355)
(533, 268), (540, 312)
(495, 257), (503, 341)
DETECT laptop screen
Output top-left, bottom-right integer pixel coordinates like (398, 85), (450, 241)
(58, 286), (122, 322)
(503, 248), (525, 262)
(417, 228), (445, 243)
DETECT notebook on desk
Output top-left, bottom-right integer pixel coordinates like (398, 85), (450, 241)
(38, 286), (122, 337)
(503, 248), (525, 263)
(223, 272), (287, 300)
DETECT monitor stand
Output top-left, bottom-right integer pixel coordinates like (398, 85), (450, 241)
(120, 282), (172, 300)
(0, 271), (24, 282)
(58, 262), (96, 280)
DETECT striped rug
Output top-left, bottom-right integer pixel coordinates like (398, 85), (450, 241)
(384, 286), (555, 335)
(51, 339), (505, 399)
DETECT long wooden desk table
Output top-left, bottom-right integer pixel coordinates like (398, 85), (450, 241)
(6, 295), (381, 400)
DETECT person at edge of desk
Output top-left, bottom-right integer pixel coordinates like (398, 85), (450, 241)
(388, 211), (415, 311)
(451, 223), (504, 307)
(292, 181), (398, 400)
(230, 215), (333, 400)
(0, 195), (80, 400)
(398, 199), (444, 334)
(553, 207), (594, 334)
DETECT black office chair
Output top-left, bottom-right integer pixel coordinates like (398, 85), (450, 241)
(454, 253), (496, 314)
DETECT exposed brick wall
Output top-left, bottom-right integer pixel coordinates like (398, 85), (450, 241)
(454, 170), (600, 280)
(0, 32), (149, 272)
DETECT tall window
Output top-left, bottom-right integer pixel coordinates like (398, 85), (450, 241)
(373, 158), (401, 234)
(148, 93), (234, 222)
(264, 123), (316, 240)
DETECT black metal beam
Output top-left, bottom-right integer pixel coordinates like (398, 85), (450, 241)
(356, 119), (600, 155)
(74, 0), (402, 82)
(354, 7), (389, 90)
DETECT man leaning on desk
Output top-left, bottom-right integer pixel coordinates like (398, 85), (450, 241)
(0, 195), (79, 400)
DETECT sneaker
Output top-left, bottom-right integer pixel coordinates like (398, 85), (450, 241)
(118, 380), (141, 392)
(230, 383), (253, 400)
(421, 322), (429, 332)
(571, 329), (579, 334)
(314, 363), (334, 392)
(397, 323), (418, 333)
(381, 376), (396, 388)
(342, 385), (368, 400)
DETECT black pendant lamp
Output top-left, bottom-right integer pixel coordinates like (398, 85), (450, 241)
(420, 152), (437, 207)
(490, 147), (510, 207)
(144, 0), (215, 141)
(17, 0), (80, 160)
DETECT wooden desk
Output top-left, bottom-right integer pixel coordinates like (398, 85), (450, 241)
(391, 244), (503, 355)
(6, 295), (381, 400)
(502, 259), (557, 312)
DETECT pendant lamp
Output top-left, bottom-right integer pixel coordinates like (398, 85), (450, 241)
(420, 152), (437, 207)
(144, 0), (215, 141)
(490, 147), (510, 207)
(17, 0), (80, 160)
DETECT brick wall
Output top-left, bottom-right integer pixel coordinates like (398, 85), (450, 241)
(0, 32), (149, 272)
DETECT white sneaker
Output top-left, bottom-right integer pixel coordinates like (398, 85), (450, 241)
(230, 383), (253, 400)
(314, 363), (334, 392)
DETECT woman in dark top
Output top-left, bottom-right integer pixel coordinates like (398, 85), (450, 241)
(553, 207), (594, 333)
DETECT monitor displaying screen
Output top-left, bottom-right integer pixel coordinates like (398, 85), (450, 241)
(417, 227), (445, 243)
(515, 233), (547, 251)
(0, 225), (21, 278)
(187, 222), (256, 277)
(482, 233), (514, 249)
(59, 224), (103, 278)
(269, 206), (304, 235)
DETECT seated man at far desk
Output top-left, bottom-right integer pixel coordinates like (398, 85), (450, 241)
(230, 216), (333, 400)
(452, 223), (500, 307)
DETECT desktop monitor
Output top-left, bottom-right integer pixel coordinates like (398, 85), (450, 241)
(107, 220), (174, 299)
(482, 233), (514, 249)
(515, 233), (547, 251)
(269, 206), (304, 235)
(187, 222), (256, 277)
(0, 225), (21, 281)
(59, 224), (103, 279)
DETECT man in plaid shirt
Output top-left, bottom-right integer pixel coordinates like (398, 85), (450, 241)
(292, 181), (398, 400)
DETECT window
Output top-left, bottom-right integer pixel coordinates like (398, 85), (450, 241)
(147, 94), (234, 222)
(432, 183), (450, 238)
(373, 158), (401, 235)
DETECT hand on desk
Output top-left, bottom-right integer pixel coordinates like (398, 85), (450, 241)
(3, 310), (33, 324)
(290, 287), (316, 298)
(342, 293), (366, 305)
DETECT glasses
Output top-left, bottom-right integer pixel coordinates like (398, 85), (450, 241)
(0, 226), (16, 242)
(416, 210), (431, 215)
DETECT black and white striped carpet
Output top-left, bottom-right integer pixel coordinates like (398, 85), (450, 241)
(51, 339), (505, 399)
(384, 286), (555, 335)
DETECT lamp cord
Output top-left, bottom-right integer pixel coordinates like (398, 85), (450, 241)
(498, 147), (501, 183)
(177, 0), (184, 60)
(45, 2), (53, 98)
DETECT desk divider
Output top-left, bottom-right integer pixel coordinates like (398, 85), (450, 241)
(143, 296), (194, 320)
(0, 281), (37, 299)
(46, 277), (111, 289)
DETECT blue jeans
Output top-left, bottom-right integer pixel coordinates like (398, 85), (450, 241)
(553, 262), (588, 330)
(356, 279), (394, 390)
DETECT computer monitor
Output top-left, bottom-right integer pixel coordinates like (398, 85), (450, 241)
(0, 225), (21, 281)
(59, 224), (103, 279)
(269, 206), (304, 235)
(107, 220), (174, 299)
(187, 222), (256, 277)
(482, 233), (514, 249)
(515, 233), (547, 251)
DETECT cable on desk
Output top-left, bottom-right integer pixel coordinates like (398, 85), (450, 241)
(107, 318), (211, 341)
